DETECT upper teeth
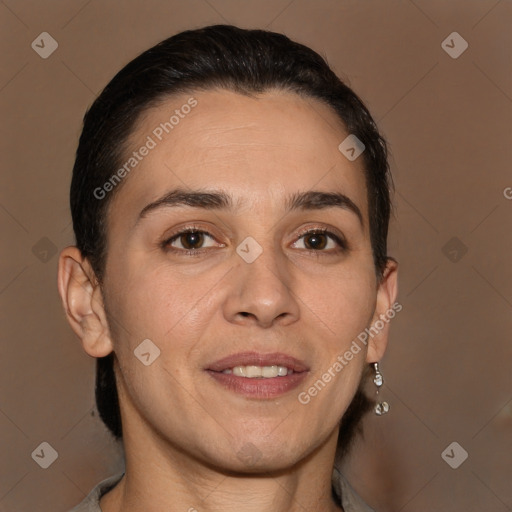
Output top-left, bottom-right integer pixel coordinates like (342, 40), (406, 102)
(223, 365), (292, 378)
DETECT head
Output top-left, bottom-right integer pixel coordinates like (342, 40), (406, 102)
(59, 25), (397, 470)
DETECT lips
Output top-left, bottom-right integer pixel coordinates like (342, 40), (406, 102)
(206, 351), (309, 373)
(205, 351), (309, 399)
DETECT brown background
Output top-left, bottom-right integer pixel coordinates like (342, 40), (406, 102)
(1, 1), (511, 511)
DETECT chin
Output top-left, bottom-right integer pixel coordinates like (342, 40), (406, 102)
(212, 449), (302, 475)
(199, 435), (315, 475)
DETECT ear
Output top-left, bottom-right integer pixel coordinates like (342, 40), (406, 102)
(57, 246), (113, 357)
(365, 257), (399, 364)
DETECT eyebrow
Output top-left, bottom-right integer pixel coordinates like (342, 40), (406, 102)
(137, 188), (364, 226)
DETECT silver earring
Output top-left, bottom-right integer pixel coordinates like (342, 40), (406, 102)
(373, 362), (389, 415)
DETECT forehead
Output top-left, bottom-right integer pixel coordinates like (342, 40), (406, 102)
(108, 88), (368, 227)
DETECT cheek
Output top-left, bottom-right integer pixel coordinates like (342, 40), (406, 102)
(105, 260), (224, 356)
(298, 263), (376, 346)
(296, 268), (375, 421)
(103, 264), (215, 411)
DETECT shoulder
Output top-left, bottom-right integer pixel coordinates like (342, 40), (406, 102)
(332, 466), (376, 512)
(67, 473), (124, 512)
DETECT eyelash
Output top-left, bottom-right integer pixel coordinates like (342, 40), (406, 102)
(161, 225), (348, 257)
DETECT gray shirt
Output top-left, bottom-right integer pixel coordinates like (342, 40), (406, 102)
(68, 467), (374, 511)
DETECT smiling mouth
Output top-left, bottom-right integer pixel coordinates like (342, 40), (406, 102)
(205, 352), (309, 399)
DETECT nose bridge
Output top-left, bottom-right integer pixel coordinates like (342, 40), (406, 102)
(242, 238), (287, 289)
(224, 235), (300, 327)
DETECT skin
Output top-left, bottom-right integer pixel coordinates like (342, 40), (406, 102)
(58, 89), (398, 512)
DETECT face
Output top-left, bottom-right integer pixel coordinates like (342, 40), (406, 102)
(90, 89), (395, 470)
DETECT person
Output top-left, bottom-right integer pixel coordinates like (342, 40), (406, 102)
(58, 24), (398, 512)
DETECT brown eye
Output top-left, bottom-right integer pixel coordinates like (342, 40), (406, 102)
(178, 231), (205, 249)
(164, 230), (219, 252)
(292, 229), (347, 252)
(303, 233), (328, 250)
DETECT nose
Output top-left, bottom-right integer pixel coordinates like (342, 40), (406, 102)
(222, 244), (301, 328)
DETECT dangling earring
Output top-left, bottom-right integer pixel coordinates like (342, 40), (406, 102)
(373, 362), (389, 415)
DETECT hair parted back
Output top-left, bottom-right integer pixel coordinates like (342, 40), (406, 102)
(70, 24), (392, 456)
